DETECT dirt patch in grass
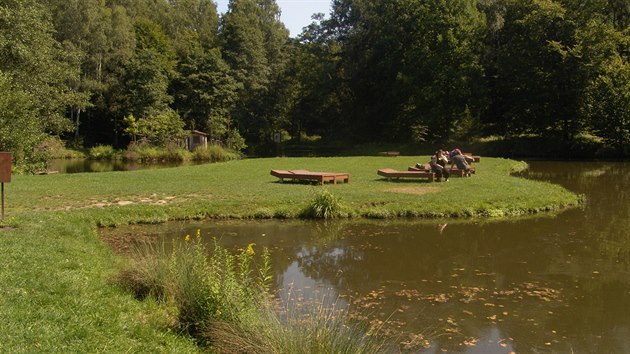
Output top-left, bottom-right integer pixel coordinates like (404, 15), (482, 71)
(100, 228), (157, 255)
(384, 186), (438, 195)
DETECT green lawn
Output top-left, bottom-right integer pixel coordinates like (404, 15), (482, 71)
(7, 156), (578, 221)
(0, 156), (580, 352)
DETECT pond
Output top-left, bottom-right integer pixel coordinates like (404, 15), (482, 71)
(105, 160), (630, 353)
(46, 158), (204, 173)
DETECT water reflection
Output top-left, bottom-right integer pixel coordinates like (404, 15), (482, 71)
(46, 158), (204, 173)
(109, 161), (629, 353)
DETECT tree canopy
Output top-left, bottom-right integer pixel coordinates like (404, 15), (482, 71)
(1, 0), (629, 168)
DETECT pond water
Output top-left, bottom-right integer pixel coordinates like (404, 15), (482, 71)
(109, 160), (630, 353)
(46, 158), (204, 173)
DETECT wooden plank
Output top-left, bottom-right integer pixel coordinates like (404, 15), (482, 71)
(271, 169), (349, 185)
(377, 169), (435, 182)
(408, 165), (475, 177)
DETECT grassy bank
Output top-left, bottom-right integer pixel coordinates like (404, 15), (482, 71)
(7, 156), (579, 221)
(0, 156), (580, 352)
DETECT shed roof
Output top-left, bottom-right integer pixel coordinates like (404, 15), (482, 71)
(190, 130), (208, 136)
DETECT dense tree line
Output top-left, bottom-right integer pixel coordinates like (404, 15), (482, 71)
(0, 0), (628, 168)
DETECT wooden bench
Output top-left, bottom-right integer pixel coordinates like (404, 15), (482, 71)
(377, 168), (435, 182)
(378, 151), (400, 157)
(271, 169), (350, 185)
(408, 164), (475, 177)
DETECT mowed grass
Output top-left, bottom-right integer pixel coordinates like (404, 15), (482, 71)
(7, 156), (579, 221)
(0, 156), (579, 352)
(6, 156), (578, 221)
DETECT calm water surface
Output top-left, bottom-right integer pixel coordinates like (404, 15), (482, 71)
(47, 158), (204, 173)
(115, 161), (630, 353)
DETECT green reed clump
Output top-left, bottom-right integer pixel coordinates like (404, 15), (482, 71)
(301, 189), (346, 219)
(206, 294), (390, 354)
(192, 145), (240, 162)
(88, 145), (117, 160)
(116, 230), (271, 339)
(116, 230), (390, 353)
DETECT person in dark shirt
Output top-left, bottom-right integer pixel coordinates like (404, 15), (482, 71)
(430, 150), (450, 182)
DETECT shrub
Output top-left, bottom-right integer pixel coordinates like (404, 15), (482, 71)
(301, 189), (345, 219)
(164, 146), (191, 162)
(36, 136), (85, 159)
(253, 208), (274, 219)
(192, 145), (240, 162)
(123, 142), (192, 162)
(89, 145), (117, 160)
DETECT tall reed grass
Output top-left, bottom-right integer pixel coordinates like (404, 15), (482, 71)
(301, 189), (346, 219)
(116, 230), (391, 353)
(88, 145), (117, 160)
(192, 145), (240, 162)
(116, 230), (271, 338)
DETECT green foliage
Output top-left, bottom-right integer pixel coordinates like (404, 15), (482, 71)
(173, 48), (240, 142)
(0, 0), (75, 136)
(6, 0), (630, 162)
(208, 295), (389, 354)
(124, 143), (190, 162)
(124, 110), (186, 146)
(225, 128), (247, 152)
(89, 145), (117, 160)
(0, 72), (46, 171)
(117, 233), (271, 337)
(584, 58), (630, 155)
(410, 124), (429, 144)
(220, 0), (291, 147)
(301, 189), (345, 219)
(191, 145), (240, 162)
(37, 136), (85, 159)
(0, 212), (199, 352)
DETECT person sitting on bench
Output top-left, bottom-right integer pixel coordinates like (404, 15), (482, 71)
(450, 149), (472, 177)
(430, 149), (450, 182)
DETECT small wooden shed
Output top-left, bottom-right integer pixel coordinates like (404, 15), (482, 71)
(184, 130), (208, 151)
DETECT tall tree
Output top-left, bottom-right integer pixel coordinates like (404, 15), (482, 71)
(220, 0), (290, 152)
(173, 48), (241, 142)
(124, 18), (177, 118)
(0, 0), (80, 169)
(584, 58), (630, 156)
(482, 0), (585, 139)
(304, 0), (485, 143)
(0, 0), (77, 136)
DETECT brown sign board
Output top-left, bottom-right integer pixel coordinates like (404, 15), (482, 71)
(0, 152), (12, 183)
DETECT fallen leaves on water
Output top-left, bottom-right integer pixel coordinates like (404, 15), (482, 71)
(463, 337), (479, 347)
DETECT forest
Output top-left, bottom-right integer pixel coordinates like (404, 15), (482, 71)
(0, 0), (628, 170)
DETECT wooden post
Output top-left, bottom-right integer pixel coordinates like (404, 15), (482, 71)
(0, 152), (12, 221)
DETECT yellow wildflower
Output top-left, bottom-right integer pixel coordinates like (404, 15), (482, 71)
(246, 243), (256, 256)
(196, 229), (201, 239)
(185, 234), (190, 242)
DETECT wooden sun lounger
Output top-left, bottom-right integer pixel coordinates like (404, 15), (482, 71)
(377, 168), (435, 182)
(377, 151), (400, 157)
(463, 153), (480, 162)
(271, 169), (350, 185)
(408, 164), (476, 177)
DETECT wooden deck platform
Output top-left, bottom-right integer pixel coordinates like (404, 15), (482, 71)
(408, 164), (475, 177)
(271, 169), (350, 185)
(377, 168), (435, 182)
